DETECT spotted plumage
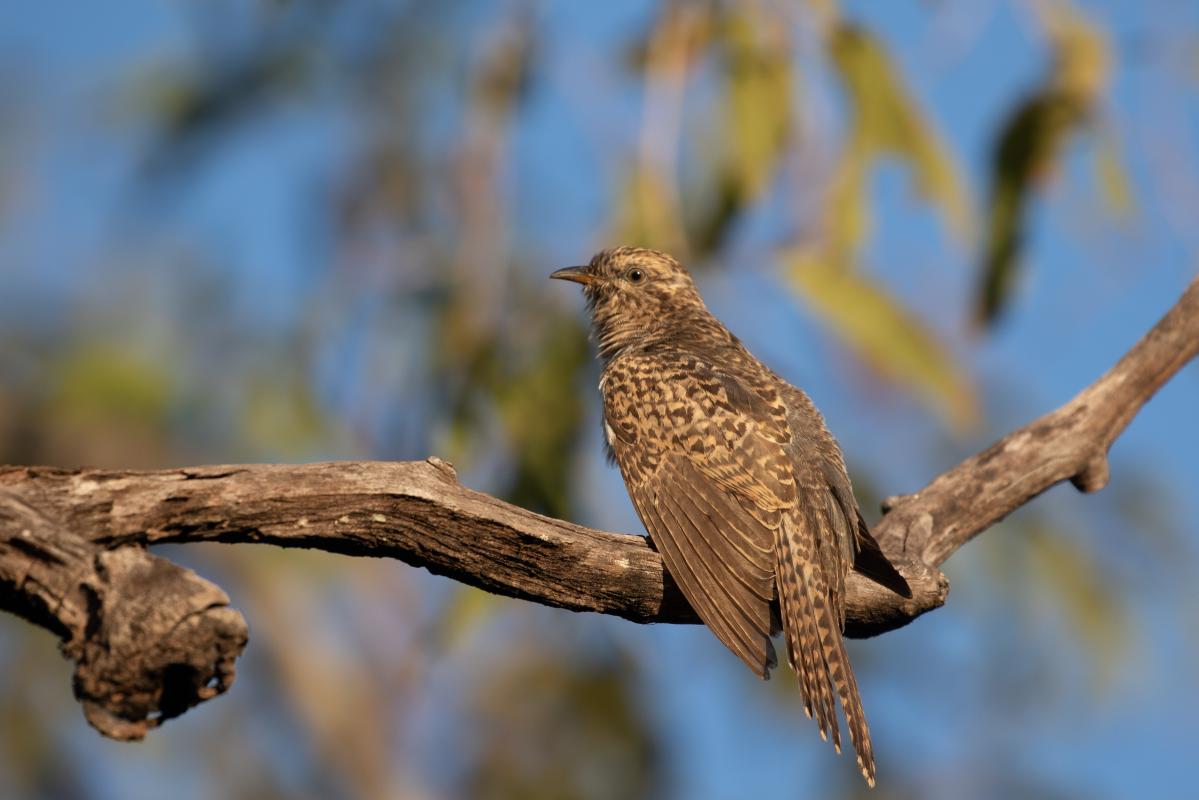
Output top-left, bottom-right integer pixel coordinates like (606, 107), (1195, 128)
(552, 247), (910, 787)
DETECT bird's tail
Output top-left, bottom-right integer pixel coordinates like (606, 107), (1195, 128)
(776, 531), (876, 787)
(854, 516), (911, 598)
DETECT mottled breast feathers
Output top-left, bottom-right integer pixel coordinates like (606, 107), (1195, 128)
(558, 246), (909, 787)
(601, 346), (806, 675)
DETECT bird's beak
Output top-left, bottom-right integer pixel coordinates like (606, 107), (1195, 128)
(549, 266), (594, 285)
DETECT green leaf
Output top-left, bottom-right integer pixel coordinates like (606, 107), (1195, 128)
(241, 373), (329, 457)
(464, 647), (660, 800)
(438, 585), (504, 648)
(977, 90), (1089, 326)
(721, 10), (792, 205)
(783, 249), (978, 431)
(975, 3), (1109, 326)
(51, 345), (172, 426)
(690, 8), (794, 255)
(493, 312), (590, 519)
(618, 4), (715, 256)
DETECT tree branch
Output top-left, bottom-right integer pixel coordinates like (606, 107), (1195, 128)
(874, 275), (1199, 565)
(1, 276), (1195, 740)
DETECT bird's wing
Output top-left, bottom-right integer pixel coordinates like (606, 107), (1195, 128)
(605, 353), (880, 784)
(603, 353), (796, 677)
(780, 383), (911, 606)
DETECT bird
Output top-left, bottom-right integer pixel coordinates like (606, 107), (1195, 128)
(551, 246), (910, 787)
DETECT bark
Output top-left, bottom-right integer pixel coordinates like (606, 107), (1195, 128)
(1, 276), (1195, 740)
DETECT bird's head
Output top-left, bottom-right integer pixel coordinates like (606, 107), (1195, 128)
(550, 247), (704, 358)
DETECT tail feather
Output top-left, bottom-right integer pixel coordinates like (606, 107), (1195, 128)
(800, 574), (841, 752)
(854, 516), (911, 598)
(776, 533), (838, 746)
(828, 623), (876, 787)
(777, 528), (877, 787)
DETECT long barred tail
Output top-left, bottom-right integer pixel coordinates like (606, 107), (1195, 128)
(822, 586), (875, 787)
(776, 531), (876, 787)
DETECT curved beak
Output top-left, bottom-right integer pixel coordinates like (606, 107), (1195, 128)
(549, 266), (593, 285)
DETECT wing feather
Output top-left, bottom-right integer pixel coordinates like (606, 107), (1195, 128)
(630, 481), (775, 676)
(664, 459), (774, 591)
(604, 351), (880, 784)
(655, 492), (772, 655)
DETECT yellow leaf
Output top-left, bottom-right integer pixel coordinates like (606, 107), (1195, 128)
(721, 9), (792, 203)
(1025, 524), (1129, 690)
(438, 585), (502, 648)
(1095, 128), (1133, 218)
(690, 7), (794, 254)
(1035, 1), (1110, 102)
(828, 24), (972, 245)
(783, 249), (978, 431)
(826, 149), (870, 260)
(613, 167), (686, 255)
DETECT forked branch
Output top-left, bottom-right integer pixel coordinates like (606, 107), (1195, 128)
(1, 276), (1195, 740)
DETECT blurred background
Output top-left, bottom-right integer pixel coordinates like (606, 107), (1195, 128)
(1, 0), (1197, 798)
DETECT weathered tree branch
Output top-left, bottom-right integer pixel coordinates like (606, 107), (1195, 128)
(875, 275), (1199, 565)
(1, 276), (1195, 740)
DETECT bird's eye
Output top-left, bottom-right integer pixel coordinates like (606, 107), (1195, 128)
(626, 268), (645, 284)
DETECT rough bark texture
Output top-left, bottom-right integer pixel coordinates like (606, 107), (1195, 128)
(0, 486), (247, 740)
(874, 274), (1199, 565)
(1, 276), (1195, 740)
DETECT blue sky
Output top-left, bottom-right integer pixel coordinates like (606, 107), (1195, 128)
(1, 1), (1197, 798)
